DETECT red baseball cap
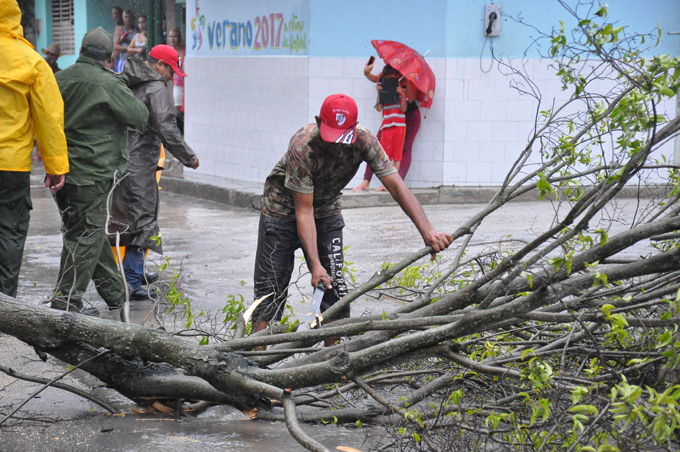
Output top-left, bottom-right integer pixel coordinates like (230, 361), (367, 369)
(319, 94), (358, 144)
(149, 44), (187, 77)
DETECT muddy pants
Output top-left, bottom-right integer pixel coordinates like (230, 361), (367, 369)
(252, 213), (350, 324)
(52, 181), (125, 311)
(0, 171), (31, 298)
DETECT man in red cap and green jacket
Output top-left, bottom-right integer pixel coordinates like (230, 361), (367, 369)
(115, 45), (200, 301)
(250, 94), (453, 346)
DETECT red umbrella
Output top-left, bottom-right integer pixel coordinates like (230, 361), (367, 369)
(371, 40), (436, 109)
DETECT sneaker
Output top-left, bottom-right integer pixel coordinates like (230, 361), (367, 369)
(143, 272), (159, 285)
(130, 286), (158, 300)
(79, 307), (100, 317)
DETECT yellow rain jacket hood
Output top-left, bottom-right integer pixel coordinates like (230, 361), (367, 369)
(0, 1), (68, 174)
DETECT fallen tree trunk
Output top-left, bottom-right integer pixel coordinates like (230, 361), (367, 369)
(44, 343), (261, 408)
(0, 294), (273, 410)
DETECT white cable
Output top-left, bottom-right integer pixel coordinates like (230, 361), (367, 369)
(480, 36), (494, 73)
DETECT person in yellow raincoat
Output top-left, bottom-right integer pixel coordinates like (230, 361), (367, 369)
(0, 1), (69, 297)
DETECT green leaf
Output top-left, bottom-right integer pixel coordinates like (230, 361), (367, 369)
(536, 173), (552, 200)
(521, 349), (535, 360)
(656, 330), (674, 348)
(569, 404), (598, 416)
(595, 229), (609, 247)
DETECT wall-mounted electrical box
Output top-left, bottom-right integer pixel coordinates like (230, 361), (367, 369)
(484, 4), (501, 37)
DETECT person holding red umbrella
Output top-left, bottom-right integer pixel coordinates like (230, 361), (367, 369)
(354, 40), (434, 191)
(371, 64), (408, 191)
(354, 63), (419, 191)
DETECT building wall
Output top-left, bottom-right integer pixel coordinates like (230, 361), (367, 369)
(35, 0), (150, 70)
(183, 0), (680, 188)
(185, 57), (310, 182)
(34, 0), (50, 57)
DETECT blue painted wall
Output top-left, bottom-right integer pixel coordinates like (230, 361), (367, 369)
(309, 0), (447, 57)
(36, 0), (680, 68)
(445, 0), (680, 59)
(34, 0), (50, 59)
(308, 0), (680, 58)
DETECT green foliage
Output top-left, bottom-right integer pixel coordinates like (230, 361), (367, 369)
(601, 304), (632, 346)
(537, 172), (554, 200)
(350, 5), (680, 452)
(609, 378), (680, 445)
(149, 234), (162, 247)
(379, 257), (443, 294)
(143, 9), (680, 451)
(520, 357), (553, 389)
(160, 257), (253, 342)
(342, 245), (357, 283)
(163, 264), (200, 331)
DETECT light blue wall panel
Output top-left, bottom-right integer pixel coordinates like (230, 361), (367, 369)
(34, 0), (50, 58)
(309, 0), (447, 57)
(445, 0), (680, 59)
(308, 0), (680, 59)
(40, 0), (680, 69)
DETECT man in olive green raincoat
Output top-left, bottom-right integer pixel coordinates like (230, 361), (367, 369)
(52, 27), (149, 315)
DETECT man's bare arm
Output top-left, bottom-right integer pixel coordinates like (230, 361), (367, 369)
(293, 191), (332, 289)
(378, 172), (453, 259)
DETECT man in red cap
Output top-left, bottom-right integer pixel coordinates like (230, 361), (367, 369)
(251, 94), (453, 345)
(113, 45), (198, 300)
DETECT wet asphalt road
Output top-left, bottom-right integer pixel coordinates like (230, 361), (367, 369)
(0, 179), (656, 451)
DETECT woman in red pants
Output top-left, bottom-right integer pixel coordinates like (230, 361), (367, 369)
(354, 61), (422, 192)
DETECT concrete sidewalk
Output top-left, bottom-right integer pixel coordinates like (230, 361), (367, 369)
(158, 171), (668, 211)
(159, 171), (515, 210)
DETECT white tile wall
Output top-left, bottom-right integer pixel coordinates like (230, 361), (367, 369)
(185, 56), (677, 189)
(185, 56), (310, 184)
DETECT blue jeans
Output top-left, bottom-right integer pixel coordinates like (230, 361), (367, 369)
(123, 245), (145, 289)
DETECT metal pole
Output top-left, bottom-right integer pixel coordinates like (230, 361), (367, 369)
(165, 0), (176, 33)
(146, 0), (155, 48)
(154, 0), (165, 46)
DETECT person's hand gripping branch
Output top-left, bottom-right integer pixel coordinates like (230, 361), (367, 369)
(421, 227), (453, 261)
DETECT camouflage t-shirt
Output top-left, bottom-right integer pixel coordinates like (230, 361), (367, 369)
(261, 123), (397, 220)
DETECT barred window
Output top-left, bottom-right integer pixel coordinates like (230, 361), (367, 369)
(51, 0), (75, 55)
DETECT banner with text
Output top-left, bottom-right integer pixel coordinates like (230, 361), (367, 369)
(187, 0), (310, 56)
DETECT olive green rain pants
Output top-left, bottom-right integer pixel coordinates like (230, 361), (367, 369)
(51, 180), (125, 311)
(0, 171), (31, 298)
